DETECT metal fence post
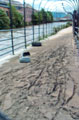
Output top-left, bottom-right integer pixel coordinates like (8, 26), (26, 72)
(47, 22), (48, 36)
(38, 12), (40, 41)
(51, 22), (52, 35)
(43, 10), (44, 39)
(78, 1), (79, 31)
(38, 0), (43, 41)
(9, 0), (14, 55)
(50, 23), (51, 35)
(46, 22), (47, 37)
(32, 0), (35, 42)
(73, 11), (78, 36)
(43, 23), (44, 39)
(23, 0), (27, 48)
(46, 13), (47, 37)
(77, 3), (79, 40)
(72, 11), (75, 38)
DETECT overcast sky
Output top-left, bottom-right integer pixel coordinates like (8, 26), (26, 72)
(16, 0), (76, 13)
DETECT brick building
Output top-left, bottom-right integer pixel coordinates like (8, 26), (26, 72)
(0, 0), (37, 23)
(18, 4), (37, 23)
(0, 2), (9, 16)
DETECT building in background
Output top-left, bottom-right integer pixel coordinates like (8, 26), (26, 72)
(18, 4), (37, 23)
(0, 0), (9, 15)
(0, 0), (37, 23)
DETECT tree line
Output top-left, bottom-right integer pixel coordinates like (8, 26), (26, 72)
(32, 9), (53, 25)
(0, 6), (53, 29)
(0, 6), (24, 29)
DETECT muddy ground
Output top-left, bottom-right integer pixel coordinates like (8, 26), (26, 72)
(0, 27), (79, 120)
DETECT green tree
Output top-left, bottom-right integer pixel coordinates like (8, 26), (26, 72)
(46, 12), (51, 22)
(11, 6), (24, 28)
(0, 9), (10, 29)
(32, 9), (53, 25)
(32, 12), (39, 25)
(41, 9), (47, 23)
(46, 11), (53, 23)
(38, 11), (43, 24)
(48, 11), (53, 22)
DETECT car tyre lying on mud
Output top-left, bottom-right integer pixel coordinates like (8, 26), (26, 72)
(32, 42), (42, 47)
(19, 52), (31, 63)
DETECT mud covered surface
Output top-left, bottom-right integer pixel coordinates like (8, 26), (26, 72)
(0, 27), (79, 120)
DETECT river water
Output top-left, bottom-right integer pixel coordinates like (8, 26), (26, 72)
(0, 22), (67, 59)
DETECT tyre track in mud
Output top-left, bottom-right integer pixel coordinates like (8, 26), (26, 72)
(28, 46), (77, 120)
(21, 45), (77, 120)
(0, 45), (77, 120)
(0, 29), (79, 120)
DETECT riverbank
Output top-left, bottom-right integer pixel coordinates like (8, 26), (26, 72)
(0, 27), (79, 120)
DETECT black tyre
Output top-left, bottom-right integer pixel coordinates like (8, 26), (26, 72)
(22, 52), (30, 56)
(32, 42), (42, 47)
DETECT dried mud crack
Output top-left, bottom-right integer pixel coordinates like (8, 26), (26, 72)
(0, 28), (79, 120)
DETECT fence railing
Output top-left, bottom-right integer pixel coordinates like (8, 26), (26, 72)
(0, 23), (54, 58)
(0, 0), (56, 58)
(0, 0), (71, 59)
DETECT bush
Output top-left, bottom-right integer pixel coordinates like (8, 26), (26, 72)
(52, 22), (71, 35)
(29, 22), (32, 26)
(0, 9), (10, 29)
(0, 6), (24, 29)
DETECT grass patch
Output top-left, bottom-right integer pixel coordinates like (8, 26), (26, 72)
(51, 22), (71, 35)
